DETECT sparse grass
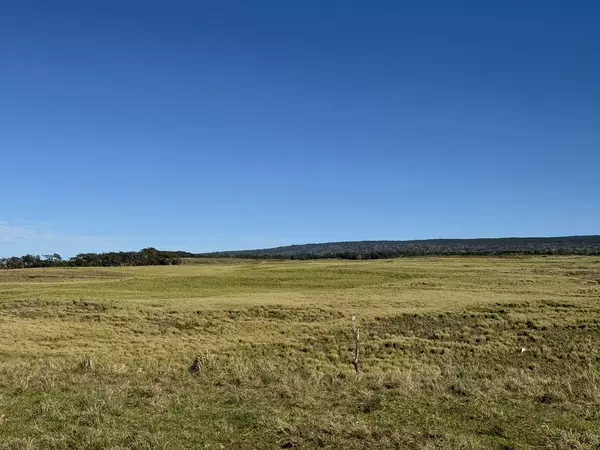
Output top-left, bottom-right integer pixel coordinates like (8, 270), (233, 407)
(0, 257), (599, 448)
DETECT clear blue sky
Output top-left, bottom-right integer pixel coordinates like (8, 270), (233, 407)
(1, 0), (599, 257)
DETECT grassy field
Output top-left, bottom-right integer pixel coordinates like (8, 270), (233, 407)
(0, 257), (599, 449)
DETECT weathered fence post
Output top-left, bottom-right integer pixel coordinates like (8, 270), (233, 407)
(352, 315), (360, 375)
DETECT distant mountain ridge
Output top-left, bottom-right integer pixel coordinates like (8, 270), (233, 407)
(198, 235), (600, 259)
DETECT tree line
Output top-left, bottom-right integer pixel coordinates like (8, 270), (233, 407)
(0, 248), (184, 269)
(2, 236), (599, 269)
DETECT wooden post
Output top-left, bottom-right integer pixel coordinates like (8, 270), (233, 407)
(352, 315), (360, 375)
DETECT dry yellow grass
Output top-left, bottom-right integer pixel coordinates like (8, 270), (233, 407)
(0, 256), (599, 448)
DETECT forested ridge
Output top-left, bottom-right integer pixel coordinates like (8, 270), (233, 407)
(200, 235), (600, 259)
(2, 236), (599, 269)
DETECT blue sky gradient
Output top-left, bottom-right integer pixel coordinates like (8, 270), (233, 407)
(1, 0), (599, 256)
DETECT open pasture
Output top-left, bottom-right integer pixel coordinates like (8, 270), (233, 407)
(0, 257), (599, 449)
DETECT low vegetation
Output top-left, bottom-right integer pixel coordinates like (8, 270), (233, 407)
(0, 256), (599, 448)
